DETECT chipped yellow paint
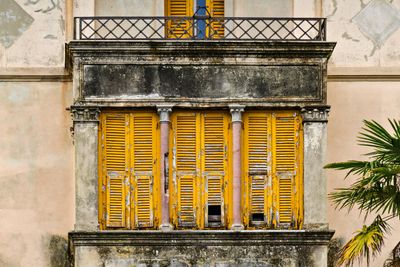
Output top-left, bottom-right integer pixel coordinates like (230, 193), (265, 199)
(98, 111), (160, 230)
(165, 0), (225, 39)
(165, 0), (193, 38)
(170, 111), (230, 229)
(208, 0), (224, 38)
(243, 110), (303, 229)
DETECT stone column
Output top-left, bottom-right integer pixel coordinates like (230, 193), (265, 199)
(301, 107), (330, 229)
(229, 104), (245, 230)
(71, 107), (100, 231)
(157, 105), (174, 231)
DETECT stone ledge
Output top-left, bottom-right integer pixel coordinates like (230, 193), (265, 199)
(67, 41), (336, 59)
(69, 230), (334, 247)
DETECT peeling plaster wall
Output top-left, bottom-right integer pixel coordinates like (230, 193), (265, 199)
(0, 0), (67, 72)
(323, 0), (400, 69)
(0, 81), (74, 266)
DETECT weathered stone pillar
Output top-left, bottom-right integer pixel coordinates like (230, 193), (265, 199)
(301, 107), (330, 229)
(157, 105), (174, 231)
(71, 107), (100, 231)
(229, 104), (245, 230)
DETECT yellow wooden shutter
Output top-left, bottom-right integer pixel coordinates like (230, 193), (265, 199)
(102, 113), (129, 228)
(202, 113), (227, 227)
(131, 113), (156, 228)
(166, 0), (193, 38)
(173, 113), (200, 227)
(273, 112), (301, 227)
(243, 113), (272, 227)
(209, 0), (224, 38)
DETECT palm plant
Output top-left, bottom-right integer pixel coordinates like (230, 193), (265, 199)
(325, 119), (400, 266)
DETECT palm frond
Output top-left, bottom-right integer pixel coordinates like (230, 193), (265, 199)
(358, 120), (400, 163)
(329, 176), (400, 218)
(327, 119), (400, 265)
(337, 215), (389, 267)
(324, 160), (376, 178)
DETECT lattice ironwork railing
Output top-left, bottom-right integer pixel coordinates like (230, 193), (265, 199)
(74, 16), (326, 41)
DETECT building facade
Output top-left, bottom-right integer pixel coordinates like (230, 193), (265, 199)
(1, 0), (400, 266)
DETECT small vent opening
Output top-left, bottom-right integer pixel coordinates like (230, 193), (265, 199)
(251, 213), (265, 225)
(208, 205), (221, 227)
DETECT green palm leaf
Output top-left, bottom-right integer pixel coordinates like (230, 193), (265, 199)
(325, 119), (400, 265)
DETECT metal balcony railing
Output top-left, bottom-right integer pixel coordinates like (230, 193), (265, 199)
(74, 16), (326, 41)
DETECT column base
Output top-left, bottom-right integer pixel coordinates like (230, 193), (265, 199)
(159, 223), (174, 231)
(230, 224), (244, 231)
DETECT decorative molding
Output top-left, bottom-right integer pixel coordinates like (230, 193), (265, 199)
(229, 104), (245, 123)
(0, 74), (72, 82)
(328, 74), (400, 82)
(301, 107), (330, 122)
(69, 230), (335, 247)
(71, 107), (100, 123)
(67, 41), (336, 59)
(157, 104), (174, 122)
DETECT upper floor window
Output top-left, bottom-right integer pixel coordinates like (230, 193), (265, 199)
(165, 0), (224, 38)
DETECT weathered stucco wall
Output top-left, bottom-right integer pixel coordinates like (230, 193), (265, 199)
(95, 0), (164, 16)
(0, 0), (67, 72)
(324, 0), (400, 69)
(322, 0), (400, 265)
(327, 81), (400, 266)
(0, 81), (73, 266)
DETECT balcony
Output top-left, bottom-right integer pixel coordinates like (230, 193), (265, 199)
(73, 16), (326, 41)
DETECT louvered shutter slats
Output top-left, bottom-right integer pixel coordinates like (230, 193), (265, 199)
(210, 0), (224, 38)
(103, 114), (128, 228)
(176, 115), (197, 171)
(251, 176), (265, 214)
(204, 115), (225, 172)
(274, 114), (297, 225)
(172, 112), (228, 229)
(175, 114), (198, 226)
(244, 111), (302, 229)
(203, 114), (226, 227)
(166, 0), (192, 38)
(100, 112), (158, 230)
(107, 174), (126, 227)
(179, 175), (196, 225)
(245, 114), (270, 225)
(133, 116), (154, 172)
(132, 114), (155, 228)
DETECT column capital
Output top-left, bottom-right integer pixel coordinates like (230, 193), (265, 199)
(229, 104), (245, 123)
(301, 107), (330, 123)
(157, 104), (174, 122)
(71, 106), (100, 123)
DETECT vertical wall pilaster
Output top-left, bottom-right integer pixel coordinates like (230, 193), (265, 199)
(157, 105), (174, 231)
(71, 107), (100, 231)
(229, 104), (245, 230)
(301, 107), (330, 229)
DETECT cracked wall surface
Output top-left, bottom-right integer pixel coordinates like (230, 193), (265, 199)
(0, 0), (66, 72)
(323, 0), (400, 69)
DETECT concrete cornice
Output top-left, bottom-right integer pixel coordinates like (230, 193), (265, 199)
(69, 230), (335, 247)
(66, 40), (336, 59)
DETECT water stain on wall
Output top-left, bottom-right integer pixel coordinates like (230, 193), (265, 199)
(0, 0), (34, 48)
